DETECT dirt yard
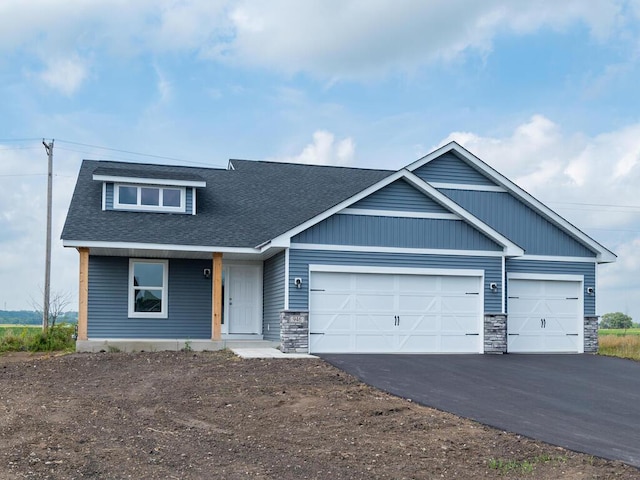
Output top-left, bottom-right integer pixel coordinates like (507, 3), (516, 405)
(0, 351), (637, 480)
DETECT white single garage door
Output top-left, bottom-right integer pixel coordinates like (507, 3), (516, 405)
(507, 277), (583, 353)
(309, 270), (483, 353)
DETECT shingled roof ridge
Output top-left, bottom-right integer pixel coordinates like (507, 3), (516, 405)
(228, 158), (394, 173)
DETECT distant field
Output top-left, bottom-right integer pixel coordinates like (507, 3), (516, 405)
(599, 328), (640, 336)
(0, 325), (40, 335)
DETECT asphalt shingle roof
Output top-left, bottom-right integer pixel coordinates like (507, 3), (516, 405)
(62, 159), (393, 248)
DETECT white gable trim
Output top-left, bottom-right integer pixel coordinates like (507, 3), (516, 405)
(93, 174), (206, 188)
(429, 182), (507, 192)
(338, 208), (460, 220)
(406, 142), (616, 263)
(291, 243), (505, 257)
(269, 169), (524, 257)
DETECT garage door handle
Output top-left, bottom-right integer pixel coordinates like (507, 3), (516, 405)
(508, 333), (519, 336)
(566, 333), (579, 336)
(310, 289), (325, 292)
(465, 333), (479, 336)
(465, 292), (479, 295)
(566, 297), (579, 300)
(309, 332), (325, 335)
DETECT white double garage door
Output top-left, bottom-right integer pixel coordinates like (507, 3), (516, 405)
(308, 268), (583, 354)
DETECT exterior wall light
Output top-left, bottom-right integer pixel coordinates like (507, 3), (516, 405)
(294, 278), (303, 289)
(490, 282), (498, 292)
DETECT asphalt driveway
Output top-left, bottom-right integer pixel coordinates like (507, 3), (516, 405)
(320, 354), (640, 468)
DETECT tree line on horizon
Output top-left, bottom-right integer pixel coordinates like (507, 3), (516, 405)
(0, 310), (78, 325)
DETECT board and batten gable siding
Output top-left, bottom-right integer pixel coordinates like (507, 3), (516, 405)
(506, 259), (596, 315)
(350, 179), (449, 213)
(292, 215), (502, 251)
(262, 251), (285, 341)
(288, 249), (503, 313)
(413, 152), (498, 186)
(440, 190), (596, 257)
(103, 183), (194, 214)
(87, 256), (212, 339)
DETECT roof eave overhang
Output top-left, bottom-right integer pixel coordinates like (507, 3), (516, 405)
(405, 141), (616, 264)
(92, 174), (206, 188)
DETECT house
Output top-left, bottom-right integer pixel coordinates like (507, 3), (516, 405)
(61, 142), (616, 354)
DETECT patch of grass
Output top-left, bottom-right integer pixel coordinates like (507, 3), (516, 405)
(598, 334), (640, 361)
(0, 324), (75, 353)
(487, 454), (566, 475)
(599, 328), (640, 336)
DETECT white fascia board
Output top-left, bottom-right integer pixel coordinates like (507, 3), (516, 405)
(517, 254), (597, 263)
(405, 142), (616, 264)
(400, 171), (524, 257)
(92, 174), (206, 188)
(62, 240), (259, 254)
(338, 208), (459, 220)
(268, 170), (404, 245)
(291, 242), (505, 257)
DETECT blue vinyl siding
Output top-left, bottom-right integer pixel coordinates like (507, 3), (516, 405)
(440, 190), (596, 257)
(289, 249), (502, 313)
(293, 214), (502, 251)
(351, 179), (448, 213)
(506, 259), (596, 315)
(186, 188), (193, 214)
(413, 152), (497, 186)
(263, 251), (285, 341)
(105, 183), (114, 210)
(88, 256), (212, 339)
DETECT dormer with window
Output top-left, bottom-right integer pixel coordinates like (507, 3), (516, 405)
(93, 167), (206, 215)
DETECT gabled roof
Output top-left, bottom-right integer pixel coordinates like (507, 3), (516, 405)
(405, 142), (617, 263)
(62, 159), (392, 249)
(269, 168), (524, 256)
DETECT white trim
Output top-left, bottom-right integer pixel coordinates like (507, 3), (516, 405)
(429, 182), (507, 192)
(192, 187), (196, 215)
(93, 174), (206, 188)
(338, 208), (460, 220)
(291, 242), (505, 257)
(101, 182), (106, 211)
(63, 240), (260, 254)
(517, 255), (597, 263)
(284, 248), (290, 310)
(309, 264), (485, 277)
(128, 258), (169, 319)
(405, 142), (616, 263)
(114, 184), (186, 213)
(507, 272), (583, 282)
(270, 168), (524, 257)
(594, 265), (598, 315)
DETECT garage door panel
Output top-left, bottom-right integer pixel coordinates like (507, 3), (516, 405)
(312, 272), (352, 290)
(312, 313), (353, 331)
(310, 271), (483, 354)
(441, 296), (478, 313)
(355, 273), (394, 291)
(398, 294), (437, 311)
(355, 293), (395, 311)
(508, 278), (582, 353)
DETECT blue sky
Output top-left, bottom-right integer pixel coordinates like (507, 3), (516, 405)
(1, 0), (639, 320)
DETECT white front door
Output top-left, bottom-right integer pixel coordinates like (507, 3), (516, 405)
(226, 265), (261, 335)
(309, 271), (483, 353)
(507, 277), (583, 353)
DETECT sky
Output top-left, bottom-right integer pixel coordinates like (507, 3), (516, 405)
(1, 0), (639, 321)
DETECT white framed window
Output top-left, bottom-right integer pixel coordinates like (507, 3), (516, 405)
(115, 184), (185, 212)
(128, 259), (169, 318)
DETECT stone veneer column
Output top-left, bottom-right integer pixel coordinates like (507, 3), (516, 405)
(280, 310), (309, 353)
(484, 314), (507, 354)
(584, 316), (599, 353)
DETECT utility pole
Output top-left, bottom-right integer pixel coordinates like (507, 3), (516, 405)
(42, 139), (54, 332)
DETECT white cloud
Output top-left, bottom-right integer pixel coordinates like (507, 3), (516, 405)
(39, 56), (87, 95)
(0, 0), (632, 82)
(272, 130), (355, 166)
